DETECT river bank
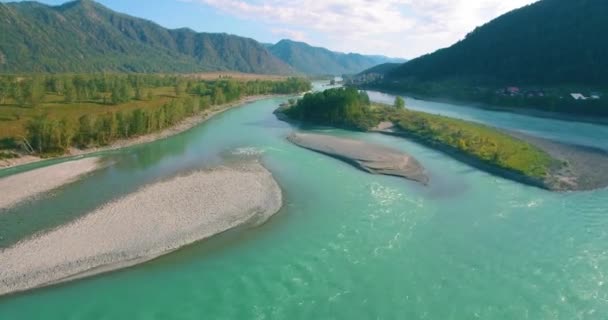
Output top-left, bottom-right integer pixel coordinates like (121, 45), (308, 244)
(361, 86), (608, 126)
(505, 131), (608, 191)
(0, 157), (103, 210)
(0, 94), (283, 171)
(0, 160), (282, 297)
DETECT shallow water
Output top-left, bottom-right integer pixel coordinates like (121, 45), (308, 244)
(1, 89), (607, 319)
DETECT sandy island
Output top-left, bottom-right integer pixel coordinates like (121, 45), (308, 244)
(0, 94), (281, 170)
(0, 157), (102, 210)
(287, 132), (429, 185)
(0, 161), (282, 297)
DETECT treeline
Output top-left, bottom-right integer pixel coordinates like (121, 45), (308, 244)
(0, 74), (171, 107)
(12, 75), (310, 154)
(0, 74), (311, 107)
(283, 87), (376, 130)
(25, 97), (202, 154)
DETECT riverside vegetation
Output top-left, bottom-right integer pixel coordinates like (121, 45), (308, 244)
(0, 74), (311, 155)
(278, 87), (557, 183)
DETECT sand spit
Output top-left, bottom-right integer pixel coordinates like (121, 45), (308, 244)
(288, 132), (428, 184)
(0, 161), (282, 297)
(0, 157), (102, 210)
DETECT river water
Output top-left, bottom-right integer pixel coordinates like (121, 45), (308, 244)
(1, 86), (607, 319)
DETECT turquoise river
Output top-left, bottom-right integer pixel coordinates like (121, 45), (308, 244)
(1, 85), (608, 319)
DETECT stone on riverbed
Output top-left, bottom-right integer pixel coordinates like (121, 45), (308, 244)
(0, 161), (282, 297)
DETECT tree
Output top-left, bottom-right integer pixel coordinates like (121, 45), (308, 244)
(11, 82), (25, 106)
(64, 79), (75, 103)
(25, 115), (72, 153)
(119, 82), (132, 103)
(0, 78), (8, 104)
(394, 96), (405, 109)
(110, 85), (121, 105)
(200, 96), (212, 110)
(135, 86), (143, 101)
(212, 87), (225, 105)
(24, 77), (45, 107)
(76, 114), (94, 147)
(174, 81), (186, 97)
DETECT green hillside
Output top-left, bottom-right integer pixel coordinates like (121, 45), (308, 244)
(0, 0), (292, 74)
(387, 0), (608, 86)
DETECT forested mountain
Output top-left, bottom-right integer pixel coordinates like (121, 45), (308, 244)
(268, 40), (406, 75)
(0, 0), (292, 74)
(359, 63), (401, 76)
(386, 0), (608, 86)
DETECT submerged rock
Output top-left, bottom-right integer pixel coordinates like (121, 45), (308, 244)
(287, 132), (428, 185)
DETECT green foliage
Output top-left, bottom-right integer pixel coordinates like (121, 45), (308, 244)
(394, 96), (405, 109)
(26, 115), (73, 153)
(13, 74), (311, 154)
(375, 105), (553, 178)
(0, 0), (291, 74)
(284, 87), (377, 130)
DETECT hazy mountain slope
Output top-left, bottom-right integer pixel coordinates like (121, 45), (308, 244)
(268, 39), (406, 75)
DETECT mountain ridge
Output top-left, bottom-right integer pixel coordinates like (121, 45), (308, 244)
(0, 0), (293, 74)
(0, 0), (405, 75)
(268, 39), (406, 75)
(384, 0), (608, 86)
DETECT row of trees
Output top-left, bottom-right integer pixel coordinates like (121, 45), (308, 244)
(21, 76), (311, 154)
(0, 74), (311, 108)
(0, 74), (178, 107)
(24, 97), (203, 154)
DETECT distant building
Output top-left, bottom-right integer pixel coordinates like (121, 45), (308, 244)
(499, 87), (521, 97)
(507, 87), (520, 95)
(525, 90), (545, 98)
(570, 93), (588, 100)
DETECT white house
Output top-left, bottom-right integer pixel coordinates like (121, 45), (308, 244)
(570, 93), (587, 100)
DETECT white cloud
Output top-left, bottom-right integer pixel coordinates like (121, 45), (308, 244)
(187, 0), (538, 58)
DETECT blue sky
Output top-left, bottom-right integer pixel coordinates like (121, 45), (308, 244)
(3, 0), (538, 59)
